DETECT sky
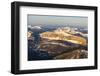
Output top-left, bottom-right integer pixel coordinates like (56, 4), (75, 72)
(27, 14), (88, 28)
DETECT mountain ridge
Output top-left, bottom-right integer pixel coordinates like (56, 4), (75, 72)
(40, 27), (87, 45)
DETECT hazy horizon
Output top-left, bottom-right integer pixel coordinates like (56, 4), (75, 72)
(28, 14), (88, 29)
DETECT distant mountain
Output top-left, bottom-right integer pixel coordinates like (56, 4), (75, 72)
(54, 27), (78, 34)
(28, 25), (42, 30)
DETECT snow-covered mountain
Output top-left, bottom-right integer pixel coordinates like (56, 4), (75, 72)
(28, 25), (42, 30)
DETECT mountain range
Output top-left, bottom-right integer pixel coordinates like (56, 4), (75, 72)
(28, 26), (88, 60)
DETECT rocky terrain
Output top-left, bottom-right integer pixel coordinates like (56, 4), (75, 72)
(28, 26), (88, 60)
